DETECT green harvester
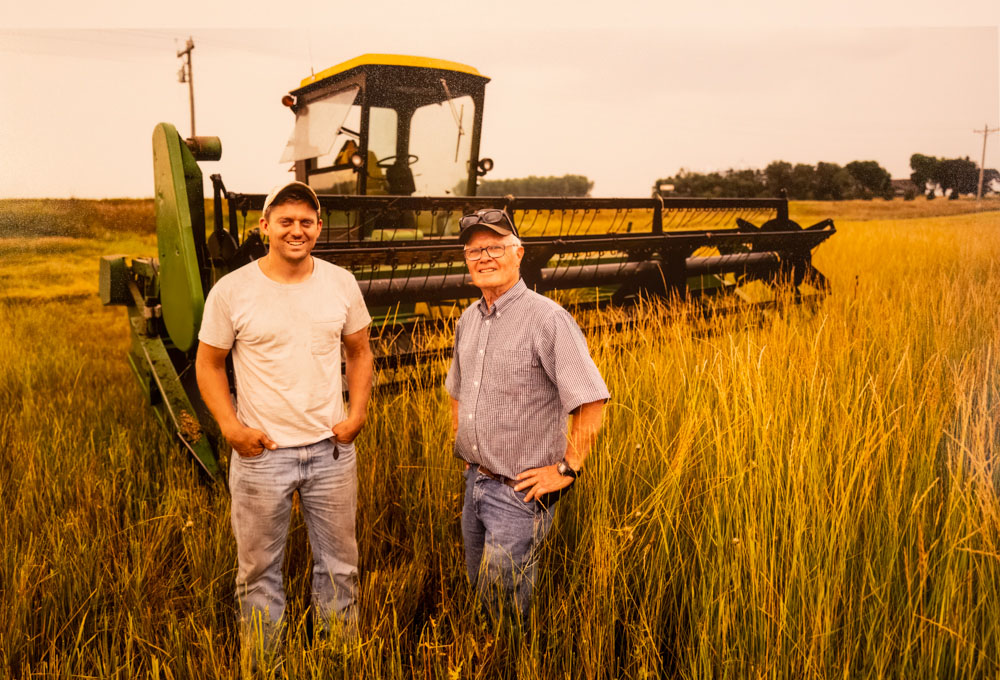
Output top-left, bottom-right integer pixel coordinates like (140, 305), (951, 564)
(100, 54), (836, 478)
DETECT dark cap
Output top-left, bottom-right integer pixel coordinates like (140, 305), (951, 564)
(458, 208), (518, 243)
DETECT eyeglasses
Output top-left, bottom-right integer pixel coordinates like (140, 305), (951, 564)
(459, 209), (518, 236)
(463, 243), (516, 261)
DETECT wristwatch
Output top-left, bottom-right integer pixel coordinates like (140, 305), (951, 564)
(556, 459), (580, 479)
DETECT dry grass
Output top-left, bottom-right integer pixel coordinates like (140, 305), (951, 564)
(0, 235), (155, 303)
(1, 202), (998, 677)
(791, 195), (999, 223)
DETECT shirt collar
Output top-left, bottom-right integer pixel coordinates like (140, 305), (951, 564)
(475, 278), (527, 318)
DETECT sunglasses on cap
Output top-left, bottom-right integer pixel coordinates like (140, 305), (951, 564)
(458, 209), (518, 236)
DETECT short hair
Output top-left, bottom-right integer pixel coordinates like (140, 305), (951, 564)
(264, 186), (320, 220)
(504, 234), (522, 248)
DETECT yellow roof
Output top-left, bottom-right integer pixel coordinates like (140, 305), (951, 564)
(299, 54), (484, 89)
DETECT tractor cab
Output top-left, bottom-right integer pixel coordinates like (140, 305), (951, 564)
(280, 54), (492, 203)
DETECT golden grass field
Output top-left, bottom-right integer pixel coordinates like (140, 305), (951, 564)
(1, 198), (999, 678)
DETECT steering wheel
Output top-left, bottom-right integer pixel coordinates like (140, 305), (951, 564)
(376, 154), (419, 168)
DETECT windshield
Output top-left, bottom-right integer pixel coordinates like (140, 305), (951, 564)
(279, 85), (359, 163)
(409, 94), (474, 196)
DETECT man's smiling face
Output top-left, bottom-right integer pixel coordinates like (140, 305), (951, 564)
(260, 200), (322, 264)
(464, 228), (523, 295)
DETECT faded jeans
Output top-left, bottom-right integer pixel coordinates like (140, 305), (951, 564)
(461, 467), (556, 623)
(229, 438), (358, 650)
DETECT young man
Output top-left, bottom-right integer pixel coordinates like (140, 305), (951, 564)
(195, 181), (373, 650)
(445, 208), (610, 622)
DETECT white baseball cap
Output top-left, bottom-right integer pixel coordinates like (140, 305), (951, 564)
(261, 181), (320, 216)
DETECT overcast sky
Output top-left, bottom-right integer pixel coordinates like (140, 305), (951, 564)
(1, 0), (997, 198)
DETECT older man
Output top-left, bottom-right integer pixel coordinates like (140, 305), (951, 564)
(196, 181), (373, 652)
(445, 208), (609, 622)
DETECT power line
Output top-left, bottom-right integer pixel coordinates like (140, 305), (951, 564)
(973, 123), (998, 200)
(177, 37), (196, 138)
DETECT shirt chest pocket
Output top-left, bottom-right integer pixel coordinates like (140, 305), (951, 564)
(311, 318), (344, 355)
(495, 349), (535, 372)
(488, 349), (540, 393)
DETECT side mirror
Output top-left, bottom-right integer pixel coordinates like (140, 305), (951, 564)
(476, 157), (494, 177)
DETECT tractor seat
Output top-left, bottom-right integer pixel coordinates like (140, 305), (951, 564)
(385, 162), (416, 196)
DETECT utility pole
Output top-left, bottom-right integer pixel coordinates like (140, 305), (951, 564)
(973, 123), (997, 200)
(177, 37), (196, 138)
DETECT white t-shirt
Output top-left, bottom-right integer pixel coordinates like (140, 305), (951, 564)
(198, 258), (372, 447)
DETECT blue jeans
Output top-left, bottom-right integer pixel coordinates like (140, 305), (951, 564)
(461, 467), (556, 622)
(229, 438), (358, 649)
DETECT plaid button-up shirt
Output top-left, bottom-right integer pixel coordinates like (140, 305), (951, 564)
(445, 279), (610, 479)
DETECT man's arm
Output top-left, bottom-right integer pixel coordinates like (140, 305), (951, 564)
(195, 341), (276, 457)
(332, 325), (374, 443)
(515, 398), (606, 502)
(450, 397), (471, 471)
(562, 399), (604, 470)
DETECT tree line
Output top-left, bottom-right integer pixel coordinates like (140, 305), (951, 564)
(653, 156), (999, 200)
(654, 161), (894, 200)
(477, 174), (594, 197)
(473, 157), (999, 200)
(910, 154), (1000, 198)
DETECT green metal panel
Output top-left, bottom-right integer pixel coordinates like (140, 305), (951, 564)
(99, 255), (130, 305)
(153, 122), (205, 353)
(125, 298), (220, 478)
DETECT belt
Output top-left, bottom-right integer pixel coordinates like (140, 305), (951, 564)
(476, 464), (519, 489)
(473, 463), (569, 509)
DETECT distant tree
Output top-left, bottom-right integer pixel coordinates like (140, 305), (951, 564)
(911, 153), (1000, 197)
(654, 158), (901, 200)
(764, 161), (794, 197)
(478, 174), (593, 197)
(654, 169), (699, 197)
(788, 163), (817, 199)
(935, 157), (979, 196)
(759, 161), (820, 199)
(813, 162), (856, 200)
(654, 169), (713, 197)
(653, 168), (767, 198)
(845, 160), (892, 199)
(909, 153), (940, 195)
(725, 168), (768, 198)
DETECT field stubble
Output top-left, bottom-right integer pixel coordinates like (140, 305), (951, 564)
(1, 203), (999, 677)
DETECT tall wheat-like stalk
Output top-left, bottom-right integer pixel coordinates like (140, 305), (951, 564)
(1, 208), (998, 678)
